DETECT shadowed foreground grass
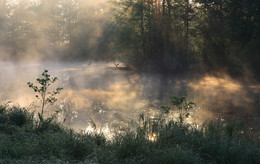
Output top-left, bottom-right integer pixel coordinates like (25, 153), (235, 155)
(0, 105), (259, 163)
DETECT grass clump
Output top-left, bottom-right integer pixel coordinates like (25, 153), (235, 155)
(0, 106), (259, 163)
(0, 106), (96, 163)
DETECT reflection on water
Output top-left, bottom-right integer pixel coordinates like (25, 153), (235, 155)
(0, 61), (259, 134)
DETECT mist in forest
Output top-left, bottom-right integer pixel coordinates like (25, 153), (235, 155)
(0, 0), (110, 61)
(0, 0), (259, 132)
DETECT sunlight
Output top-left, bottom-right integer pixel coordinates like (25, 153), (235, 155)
(85, 124), (95, 134)
(85, 123), (113, 140)
(148, 133), (157, 142)
(189, 75), (242, 93)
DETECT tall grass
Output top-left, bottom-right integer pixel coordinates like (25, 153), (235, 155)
(0, 105), (259, 163)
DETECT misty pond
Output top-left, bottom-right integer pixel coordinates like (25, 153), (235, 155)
(0, 61), (259, 135)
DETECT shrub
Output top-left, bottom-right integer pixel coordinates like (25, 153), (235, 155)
(161, 94), (194, 123)
(8, 107), (33, 127)
(27, 69), (63, 116)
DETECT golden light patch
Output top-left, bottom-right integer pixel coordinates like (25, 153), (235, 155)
(190, 76), (242, 93)
(188, 75), (257, 114)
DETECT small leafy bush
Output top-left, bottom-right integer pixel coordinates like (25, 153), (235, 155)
(161, 94), (194, 123)
(27, 69), (63, 116)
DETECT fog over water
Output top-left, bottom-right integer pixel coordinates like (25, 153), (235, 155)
(1, 61), (259, 133)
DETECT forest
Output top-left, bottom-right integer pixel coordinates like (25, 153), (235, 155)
(0, 0), (259, 76)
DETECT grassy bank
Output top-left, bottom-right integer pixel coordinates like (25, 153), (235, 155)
(0, 105), (259, 163)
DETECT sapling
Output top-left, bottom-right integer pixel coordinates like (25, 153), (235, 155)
(161, 94), (194, 123)
(27, 69), (63, 116)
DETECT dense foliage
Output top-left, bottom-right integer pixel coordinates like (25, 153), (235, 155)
(108, 0), (260, 75)
(0, 105), (259, 163)
(0, 0), (259, 75)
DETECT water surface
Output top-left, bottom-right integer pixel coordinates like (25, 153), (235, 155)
(1, 61), (259, 133)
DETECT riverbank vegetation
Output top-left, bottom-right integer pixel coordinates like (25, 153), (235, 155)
(0, 105), (259, 163)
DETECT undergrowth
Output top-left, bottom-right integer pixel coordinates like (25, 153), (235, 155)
(0, 105), (259, 163)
